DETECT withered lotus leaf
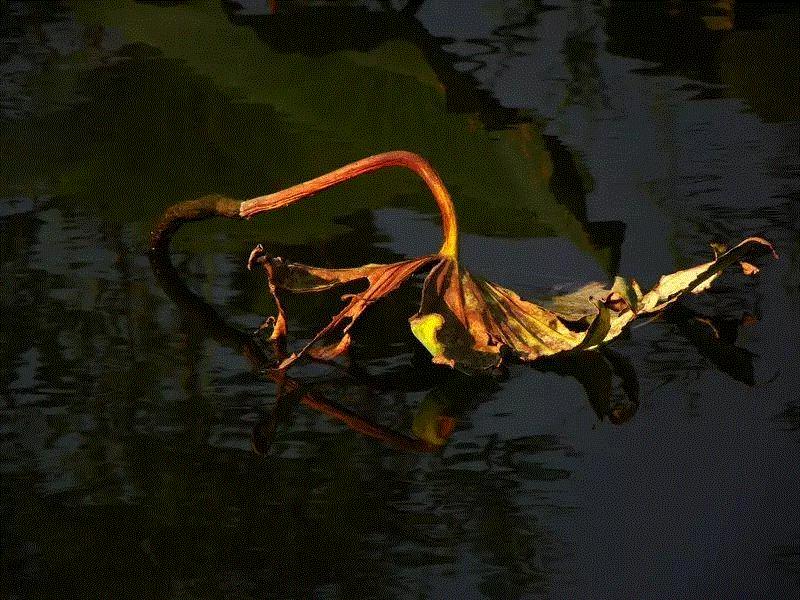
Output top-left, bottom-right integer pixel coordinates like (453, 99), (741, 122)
(409, 259), (595, 369)
(251, 251), (440, 369)
(151, 151), (778, 373)
(409, 237), (776, 370)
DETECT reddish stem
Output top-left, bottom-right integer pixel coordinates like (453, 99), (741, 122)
(239, 151), (459, 259)
(150, 152), (459, 259)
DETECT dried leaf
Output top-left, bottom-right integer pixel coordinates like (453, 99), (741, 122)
(410, 259), (588, 370)
(595, 237), (777, 348)
(259, 254), (288, 342)
(408, 237), (777, 371)
(610, 275), (642, 314)
(635, 237), (777, 314)
(259, 254), (441, 368)
(152, 150), (777, 375)
(539, 276), (640, 322)
(257, 237), (776, 372)
(575, 300), (612, 351)
(740, 262), (759, 276)
(538, 281), (611, 323)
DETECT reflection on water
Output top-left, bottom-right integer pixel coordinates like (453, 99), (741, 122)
(152, 243), (648, 450)
(1, 1), (798, 598)
(603, 1), (799, 121)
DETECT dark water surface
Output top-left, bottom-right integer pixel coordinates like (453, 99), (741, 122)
(1, 1), (798, 598)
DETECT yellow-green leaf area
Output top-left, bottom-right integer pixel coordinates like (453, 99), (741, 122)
(409, 313), (446, 360)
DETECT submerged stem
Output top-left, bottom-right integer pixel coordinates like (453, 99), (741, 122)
(149, 194), (242, 253)
(239, 151), (459, 259)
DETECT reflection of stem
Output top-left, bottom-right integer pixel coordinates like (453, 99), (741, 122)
(240, 151), (459, 259)
(148, 249), (439, 452)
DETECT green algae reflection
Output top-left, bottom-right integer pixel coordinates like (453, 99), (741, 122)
(2, 0), (617, 273)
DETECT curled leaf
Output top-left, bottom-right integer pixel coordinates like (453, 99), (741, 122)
(635, 236), (777, 314)
(257, 253), (441, 368)
(609, 275), (642, 314)
(407, 237), (777, 371)
(410, 259), (589, 370)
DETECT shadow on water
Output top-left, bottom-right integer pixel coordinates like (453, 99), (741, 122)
(2, 0), (627, 273)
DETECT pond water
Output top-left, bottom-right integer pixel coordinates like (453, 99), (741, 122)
(1, 1), (798, 598)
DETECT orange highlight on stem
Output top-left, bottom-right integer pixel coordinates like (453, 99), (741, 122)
(239, 151), (459, 259)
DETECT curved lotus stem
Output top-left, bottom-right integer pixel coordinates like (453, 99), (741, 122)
(150, 151), (459, 259)
(240, 151), (459, 259)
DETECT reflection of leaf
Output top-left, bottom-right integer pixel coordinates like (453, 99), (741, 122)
(412, 392), (458, 447)
(58, 0), (616, 268)
(534, 350), (640, 425)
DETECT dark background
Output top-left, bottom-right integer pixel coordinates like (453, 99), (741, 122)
(1, 1), (798, 598)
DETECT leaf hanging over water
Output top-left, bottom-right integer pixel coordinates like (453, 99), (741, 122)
(407, 237), (777, 371)
(151, 150), (777, 374)
(255, 251), (441, 368)
(409, 259), (588, 369)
